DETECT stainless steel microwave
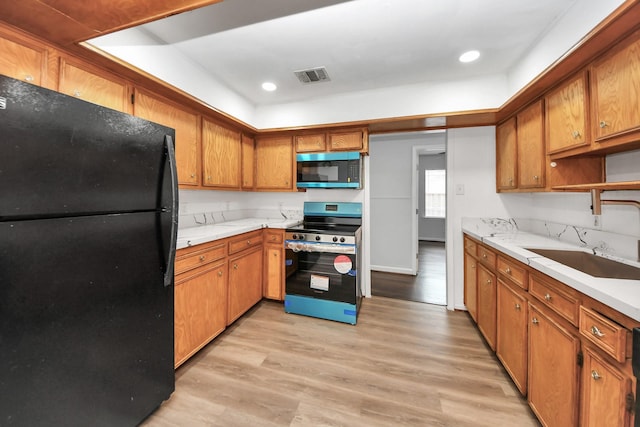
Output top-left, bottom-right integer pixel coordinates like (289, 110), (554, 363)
(296, 151), (362, 189)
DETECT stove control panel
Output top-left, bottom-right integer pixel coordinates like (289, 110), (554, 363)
(286, 232), (356, 245)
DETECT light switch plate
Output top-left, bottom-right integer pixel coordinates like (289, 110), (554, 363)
(455, 184), (464, 195)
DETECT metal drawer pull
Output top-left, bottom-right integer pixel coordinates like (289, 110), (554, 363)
(591, 370), (602, 380)
(482, 253), (487, 259)
(505, 267), (511, 274)
(247, 240), (251, 245)
(532, 317), (539, 325)
(590, 325), (605, 338)
(218, 271), (223, 277)
(233, 263), (238, 270)
(544, 293), (551, 301)
(486, 279), (492, 284)
(515, 303), (521, 310)
(599, 120), (608, 128)
(199, 255), (206, 261)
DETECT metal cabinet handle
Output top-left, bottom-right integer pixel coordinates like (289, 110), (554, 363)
(218, 271), (223, 277)
(505, 267), (511, 274)
(544, 293), (552, 301)
(591, 370), (602, 380)
(515, 303), (521, 310)
(532, 317), (539, 325)
(482, 253), (487, 259)
(233, 263), (238, 270)
(486, 279), (492, 284)
(24, 74), (34, 82)
(534, 175), (539, 181)
(599, 120), (608, 128)
(73, 89), (81, 97)
(191, 174), (196, 178)
(199, 255), (206, 261)
(572, 130), (581, 139)
(591, 325), (605, 338)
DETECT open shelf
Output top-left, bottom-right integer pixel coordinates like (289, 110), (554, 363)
(552, 180), (640, 192)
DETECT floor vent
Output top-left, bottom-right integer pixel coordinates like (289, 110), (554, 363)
(294, 67), (331, 84)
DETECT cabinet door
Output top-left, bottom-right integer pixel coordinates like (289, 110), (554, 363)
(228, 246), (263, 324)
(241, 134), (255, 190)
(264, 243), (284, 300)
(477, 263), (496, 350)
(174, 261), (227, 368)
(202, 118), (241, 189)
(581, 346), (633, 427)
(328, 130), (363, 151)
(296, 133), (326, 152)
(497, 279), (528, 395)
(0, 33), (45, 86)
(464, 252), (478, 322)
(496, 117), (517, 190)
(255, 136), (294, 191)
(591, 29), (640, 142)
(528, 303), (580, 427)
(134, 89), (200, 186)
(59, 59), (129, 113)
(546, 71), (589, 154)
(517, 100), (545, 189)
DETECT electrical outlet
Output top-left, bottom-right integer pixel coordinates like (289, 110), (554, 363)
(455, 184), (465, 195)
(593, 215), (601, 229)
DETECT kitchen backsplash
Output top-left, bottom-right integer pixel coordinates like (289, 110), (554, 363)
(463, 217), (639, 263)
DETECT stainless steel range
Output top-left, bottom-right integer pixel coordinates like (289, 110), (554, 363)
(284, 202), (362, 324)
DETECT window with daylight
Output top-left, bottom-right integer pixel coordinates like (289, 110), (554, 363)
(424, 169), (446, 218)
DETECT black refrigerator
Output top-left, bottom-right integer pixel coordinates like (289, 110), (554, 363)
(0, 75), (178, 426)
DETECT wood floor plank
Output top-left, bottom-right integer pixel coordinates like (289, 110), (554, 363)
(143, 297), (539, 426)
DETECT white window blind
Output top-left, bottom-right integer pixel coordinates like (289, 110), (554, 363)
(424, 169), (446, 218)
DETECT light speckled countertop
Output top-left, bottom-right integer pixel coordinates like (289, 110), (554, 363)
(177, 218), (301, 250)
(462, 224), (640, 322)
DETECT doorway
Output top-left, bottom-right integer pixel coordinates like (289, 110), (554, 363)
(368, 134), (447, 305)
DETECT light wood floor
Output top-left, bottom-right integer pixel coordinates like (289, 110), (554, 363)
(372, 241), (446, 305)
(143, 297), (540, 426)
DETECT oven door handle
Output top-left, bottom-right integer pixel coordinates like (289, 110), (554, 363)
(285, 241), (356, 254)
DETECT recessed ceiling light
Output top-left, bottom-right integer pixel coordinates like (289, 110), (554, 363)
(459, 50), (480, 63)
(262, 82), (277, 91)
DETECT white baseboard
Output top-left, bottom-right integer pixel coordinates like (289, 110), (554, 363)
(370, 265), (415, 275)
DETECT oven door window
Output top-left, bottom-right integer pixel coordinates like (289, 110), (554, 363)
(285, 250), (357, 304)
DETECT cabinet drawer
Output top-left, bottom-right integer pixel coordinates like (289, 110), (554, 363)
(264, 229), (283, 244)
(497, 256), (528, 290)
(464, 236), (477, 254)
(579, 306), (628, 363)
(175, 242), (227, 275)
(477, 245), (496, 268)
(229, 230), (263, 254)
(530, 274), (580, 326)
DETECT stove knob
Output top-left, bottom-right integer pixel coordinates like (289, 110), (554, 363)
(340, 237), (346, 243)
(332, 236), (338, 242)
(315, 235), (321, 241)
(291, 234), (298, 240)
(299, 234), (305, 240)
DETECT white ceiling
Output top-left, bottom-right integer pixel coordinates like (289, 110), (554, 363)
(93, 0), (581, 107)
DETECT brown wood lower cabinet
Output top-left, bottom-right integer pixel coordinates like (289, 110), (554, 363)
(477, 263), (497, 350)
(227, 245), (264, 325)
(497, 278), (528, 395)
(581, 346), (633, 427)
(174, 260), (227, 368)
(464, 252), (477, 322)
(528, 302), (581, 427)
(263, 229), (284, 301)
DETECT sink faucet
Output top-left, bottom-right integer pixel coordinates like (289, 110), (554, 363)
(590, 189), (640, 215)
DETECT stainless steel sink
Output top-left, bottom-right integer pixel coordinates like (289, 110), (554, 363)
(525, 248), (640, 280)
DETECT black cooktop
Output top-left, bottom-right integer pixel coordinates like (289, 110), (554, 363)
(286, 223), (361, 236)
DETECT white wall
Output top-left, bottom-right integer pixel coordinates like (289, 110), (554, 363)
(369, 131), (446, 274)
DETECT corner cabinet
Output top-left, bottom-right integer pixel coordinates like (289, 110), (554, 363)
(255, 135), (295, 191)
(516, 100), (545, 189)
(133, 89), (200, 187)
(241, 134), (255, 190)
(496, 117), (517, 191)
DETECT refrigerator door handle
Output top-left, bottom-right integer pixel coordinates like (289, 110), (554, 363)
(162, 135), (179, 287)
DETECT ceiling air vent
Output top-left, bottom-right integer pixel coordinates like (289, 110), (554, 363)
(294, 67), (331, 84)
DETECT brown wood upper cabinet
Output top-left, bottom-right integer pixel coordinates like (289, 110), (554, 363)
(295, 128), (369, 154)
(295, 133), (326, 153)
(517, 100), (545, 189)
(0, 30), (47, 87)
(496, 117), (517, 191)
(590, 28), (640, 151)
(329, 129), (366, 151)
(133, 89), (200, 187)
(58, 58), (131, 113)
(202, 118), (241, 189)
(545, 71), (589, 155)
(241, 134), (255, 190)
(255, 135), (295, 191)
